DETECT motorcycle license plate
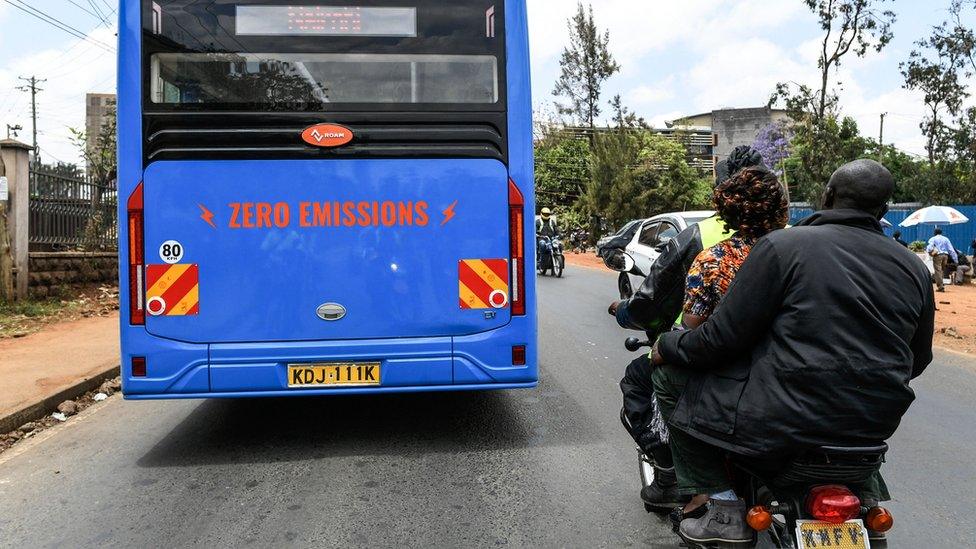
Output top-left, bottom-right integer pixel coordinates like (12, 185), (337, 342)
(287, 363), (381, 387)
(796, 519), (870, 549)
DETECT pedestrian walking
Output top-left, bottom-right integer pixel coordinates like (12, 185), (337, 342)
(926, 228), (958, 292)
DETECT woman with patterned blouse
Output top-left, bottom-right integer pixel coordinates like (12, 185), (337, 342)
(665, 166), (791, 516)
(682, 167), (790, 329)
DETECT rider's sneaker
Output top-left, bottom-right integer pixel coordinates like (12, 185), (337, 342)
(678, 499), (752, 544)
(640, 466), (691, 510)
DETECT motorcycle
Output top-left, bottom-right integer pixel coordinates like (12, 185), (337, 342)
(570, 228), (590, 254)
(537, 236), (565, 277)
(605, 249), (894, 549)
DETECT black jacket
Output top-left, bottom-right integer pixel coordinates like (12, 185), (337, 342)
(615, 217), (732, 337)
(658, 209), (935, 457)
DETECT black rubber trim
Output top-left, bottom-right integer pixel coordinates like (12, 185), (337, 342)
(142, 111), (508, 165)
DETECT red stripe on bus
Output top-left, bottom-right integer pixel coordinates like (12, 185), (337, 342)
(483, 259), (509, 283)
(160, 265), (199, 309)
(459, 261), (496, 304)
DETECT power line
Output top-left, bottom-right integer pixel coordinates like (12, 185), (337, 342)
(3, 0), (115, 52)
(66, 0), (105, 23)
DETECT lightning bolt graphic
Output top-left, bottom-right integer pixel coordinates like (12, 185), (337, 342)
(441, 200), (458, 226)
(198, 203), (217, 229)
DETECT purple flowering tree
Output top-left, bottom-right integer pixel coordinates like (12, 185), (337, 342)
(752, 122), (793, 174)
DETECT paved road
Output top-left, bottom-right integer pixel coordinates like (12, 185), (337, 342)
(1, 266), (974, 547)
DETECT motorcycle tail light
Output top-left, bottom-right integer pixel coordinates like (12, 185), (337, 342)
(806, 485), (861, 524)
(746, 506), (773, 531)
(127, 183), (145, 325)
(508, 179), (526, 316)
(865, 506), (894, 532)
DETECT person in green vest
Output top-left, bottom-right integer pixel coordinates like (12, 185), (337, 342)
(609, 146), (767, 511)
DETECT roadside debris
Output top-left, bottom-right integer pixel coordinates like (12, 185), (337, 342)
(56, 400), (78, 416)
(941, 326), (965, 340)
(0, 375), (122, 456)
(0, 285), (120, 339)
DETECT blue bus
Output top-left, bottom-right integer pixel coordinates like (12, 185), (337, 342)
(118, 0), (537, 398)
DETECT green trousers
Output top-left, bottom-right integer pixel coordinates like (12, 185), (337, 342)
(651, 364), (889, 500)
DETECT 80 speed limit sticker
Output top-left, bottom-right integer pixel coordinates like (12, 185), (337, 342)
(158, 240), (184, 264)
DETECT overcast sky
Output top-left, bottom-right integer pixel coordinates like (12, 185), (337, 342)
(0, 1), (972, 167)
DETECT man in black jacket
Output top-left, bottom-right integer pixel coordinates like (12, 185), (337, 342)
(650, 159), (935, 544)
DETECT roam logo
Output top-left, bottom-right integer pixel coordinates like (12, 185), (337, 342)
(301, 124), (354, 148)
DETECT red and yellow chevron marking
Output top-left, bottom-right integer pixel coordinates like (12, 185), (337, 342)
(145, 264), (199, 317)
(459, 259), (509, 310)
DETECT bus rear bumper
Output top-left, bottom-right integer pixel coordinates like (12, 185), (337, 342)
(121, 320), (537, 398)
(124, 382), (537, 400)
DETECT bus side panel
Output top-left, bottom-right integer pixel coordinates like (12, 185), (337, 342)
(504, 0), (538, 380)
(117, 0), (145, 390)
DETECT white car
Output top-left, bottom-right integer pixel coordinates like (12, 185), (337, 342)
(618, 211), (716, 298)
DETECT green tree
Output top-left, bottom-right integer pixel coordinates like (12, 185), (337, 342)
(552, 2), (621, 129)
(69, 106), (117, 250)
(534, 131), (591, 211)
(901, 17), (972, 165)
(780, 116), (869, 204)
(586, 109), (710, 231)
(771, 0), (895, 202)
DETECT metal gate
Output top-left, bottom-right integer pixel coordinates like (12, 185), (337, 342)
(28, 165), (117, 251)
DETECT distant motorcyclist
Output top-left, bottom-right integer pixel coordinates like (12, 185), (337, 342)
(536, 207), (560, 261)
(536, 207), (559, 240)
(608, 146), (765, 509)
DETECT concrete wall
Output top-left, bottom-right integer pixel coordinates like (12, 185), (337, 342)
(711, 107), (790, 160)
(28, 252), (118, 298)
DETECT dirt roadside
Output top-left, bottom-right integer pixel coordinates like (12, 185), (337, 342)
(564, 252), (976, 356)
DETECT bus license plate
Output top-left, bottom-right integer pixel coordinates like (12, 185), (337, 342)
(287, 363), (381, 387)
(795, 519), (869, 549)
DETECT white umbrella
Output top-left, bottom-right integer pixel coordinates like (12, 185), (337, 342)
(899, 206), (970, 227)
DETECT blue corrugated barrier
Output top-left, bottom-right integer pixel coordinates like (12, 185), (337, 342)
(790, 205), (976, 252)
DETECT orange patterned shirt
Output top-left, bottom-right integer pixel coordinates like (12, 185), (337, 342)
(682, 236), (757, 318)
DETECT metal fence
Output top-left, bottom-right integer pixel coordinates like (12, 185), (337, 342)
(28, 165), (117, 251)
(790, 204), (976, 250)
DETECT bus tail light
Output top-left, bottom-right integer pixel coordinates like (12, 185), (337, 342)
(127, 183), (145, 325)
(508, 179), (525, 316)
(512, 345), (526, 366)
(131, 357), (147, 377)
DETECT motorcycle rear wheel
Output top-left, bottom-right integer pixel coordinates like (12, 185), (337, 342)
(554, 256), (565, 278)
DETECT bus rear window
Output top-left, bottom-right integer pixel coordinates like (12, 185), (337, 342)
(150, 53), (498, 105)
(144, 1), (505, 110)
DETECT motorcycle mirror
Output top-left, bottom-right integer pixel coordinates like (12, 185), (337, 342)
(603, 249), (636, 273)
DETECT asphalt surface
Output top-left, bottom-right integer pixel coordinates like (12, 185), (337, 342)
(1, 265), (975, 548)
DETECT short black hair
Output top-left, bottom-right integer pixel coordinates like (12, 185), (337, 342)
(826, 160), (895, 214)
(935, 228), (943, 235)
(893, 231), (902, 238)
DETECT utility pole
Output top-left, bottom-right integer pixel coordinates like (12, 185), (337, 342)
(16, 76), (46, 163)
(878, 112), (887, 165)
